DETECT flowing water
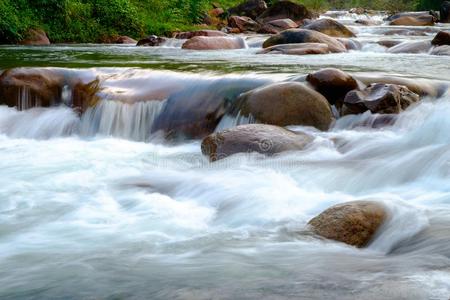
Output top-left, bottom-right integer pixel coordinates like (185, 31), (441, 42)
(1, 12), (450, 300)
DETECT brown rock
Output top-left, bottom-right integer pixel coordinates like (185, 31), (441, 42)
(306, 68), (358, 106)
(257, 1), (311, 24)
(173, 30), (228, 39)
(303, 18), (356, 38)
(258, 43), (330, 55)
(236, 82), (333, 130)
(228, 16), (260, 32)
(262, 29), (347, 53)
(387, 40), (432, 54)
(201, 124), (313, 161)
(258, 18), (298, 34)
(19, 29), (50, 46)
(115, 36), (137, 44)
(431, 31), (450, 46)
(389, 15), (436, 26)
(308, 201), (387, 248)
(342, 83), (420, 115)
(228, 0), (267, 19)
(182, 36), (246, 50)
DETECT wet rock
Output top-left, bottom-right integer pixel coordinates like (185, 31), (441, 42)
(136, 35), (166, 46)
(262, 29), (347, 53)
(303, 18), (356, 38)
(228, 0), (267, 19)
(71, 79), (101, 113)
(389, 15), (436, 26)
(355, 19), (380, 26)
(0, 68), (63, 109)
(152, 78), (268, 140)
(173, 30), (228, 39)
(308, 201), (387, 248)
(431, 31), (450, 46)
(236, 82), (333, 130)
(182, 36), (246, 50)
(256, 1), (311, 24)
(258, 43), (330, 55)
(430, 45), (450, 56)
(201, 124), (313, 161)
(342, 83), (420, 115)
(258, 18), (298, 34)
(387, 40), (432, 54)
(337, 38), (362, 50)
(377, 40), (402, 48)
(306, 68), (358, 106)
(228, 16), (260, 32)
(442, 1), (450, 23)
(19, 29), (50, 46)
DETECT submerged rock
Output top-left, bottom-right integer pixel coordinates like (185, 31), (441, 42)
(377, 40), (403, 48)
(431, 31), (450, 46)
(262, 29), (346, 53)
(387, 40), (432, 54)
(136, 35), (166, 46)
(201, 124), (313, 161)
(173, 30), (228, 39)
(236, 82), (333, 130)
(306, 68), (359, 106)
(303, 18), (356, 38)
(256, 1), (311, 24)
(308, 201), (387, 248)
(342, 83), (420, 115)
(182, 36), (246, 50)
(259, 43), (330, 55)
(19, 29), (50, 46)
(228, 0), (267, 19)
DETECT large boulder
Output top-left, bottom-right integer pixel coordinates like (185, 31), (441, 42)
(182, 36), (246, 50)
(173, 30), (228, 39)
(262, 29), (347, 53)
(431, 31), (450, 46)
(342, 83), (420, 115)
(258, 18), (298, 34)
(235, 82), (333, 131)
(201, 124), (313, 161)
(258, 43), (331, 55)
(389, 15), (436, 26)
(256, 1), (311, 24)
(387, 40), (432, 54)
(442, 1), (450, 23)
(306, 68), (359, 106)
(430, 45), (450, 56)
(228, 0), (267, 19)
(303, 18), (356, 38)
(19, 29), (50, 46)
(228, 16), (260, 32)
(136, 35), (166, 46)
(308, 201), (387, 248)
(0, 68), (63, 109)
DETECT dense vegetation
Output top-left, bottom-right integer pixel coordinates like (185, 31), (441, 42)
(0, 0), (445, 44)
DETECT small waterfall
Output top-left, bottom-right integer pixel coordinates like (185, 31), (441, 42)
(80, 100), (165, 141)
(17, 86), (44, 110)
(215, 111), (255, 132)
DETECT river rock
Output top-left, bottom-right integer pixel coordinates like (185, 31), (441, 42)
(389, 15), (436, 26)
(262, 29), (347, 53)
(377, 40), (402, 48)
(228, 0), (267, 19)
(342, 83), (420, 115)
(303, 18), (356, 38)
(258, 18), (298, 34)
(71, 79), (101, 113)
(173, 30), (228, 39)
(256, 1), (311, 24)
(430, 45), (450, 56)
(19, 29), (50, 46)
(337, 38), (362, 50)
(236, 82), (333, 130)
(228, 16), (260, 32)
(308, 201), (387, 248)
(306, 68), (359, 106)
(442, 1), (450, 23)
(258, 43), (330, 55)
(431, 31), (450, 46)
(182, 36), (246, 50)
(0, 68), (63, 109)
(114, 36), (137, 44)
(387, 40), (432, 54)
(136, 35), (166, 46)
(201, 124), (313, 161)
